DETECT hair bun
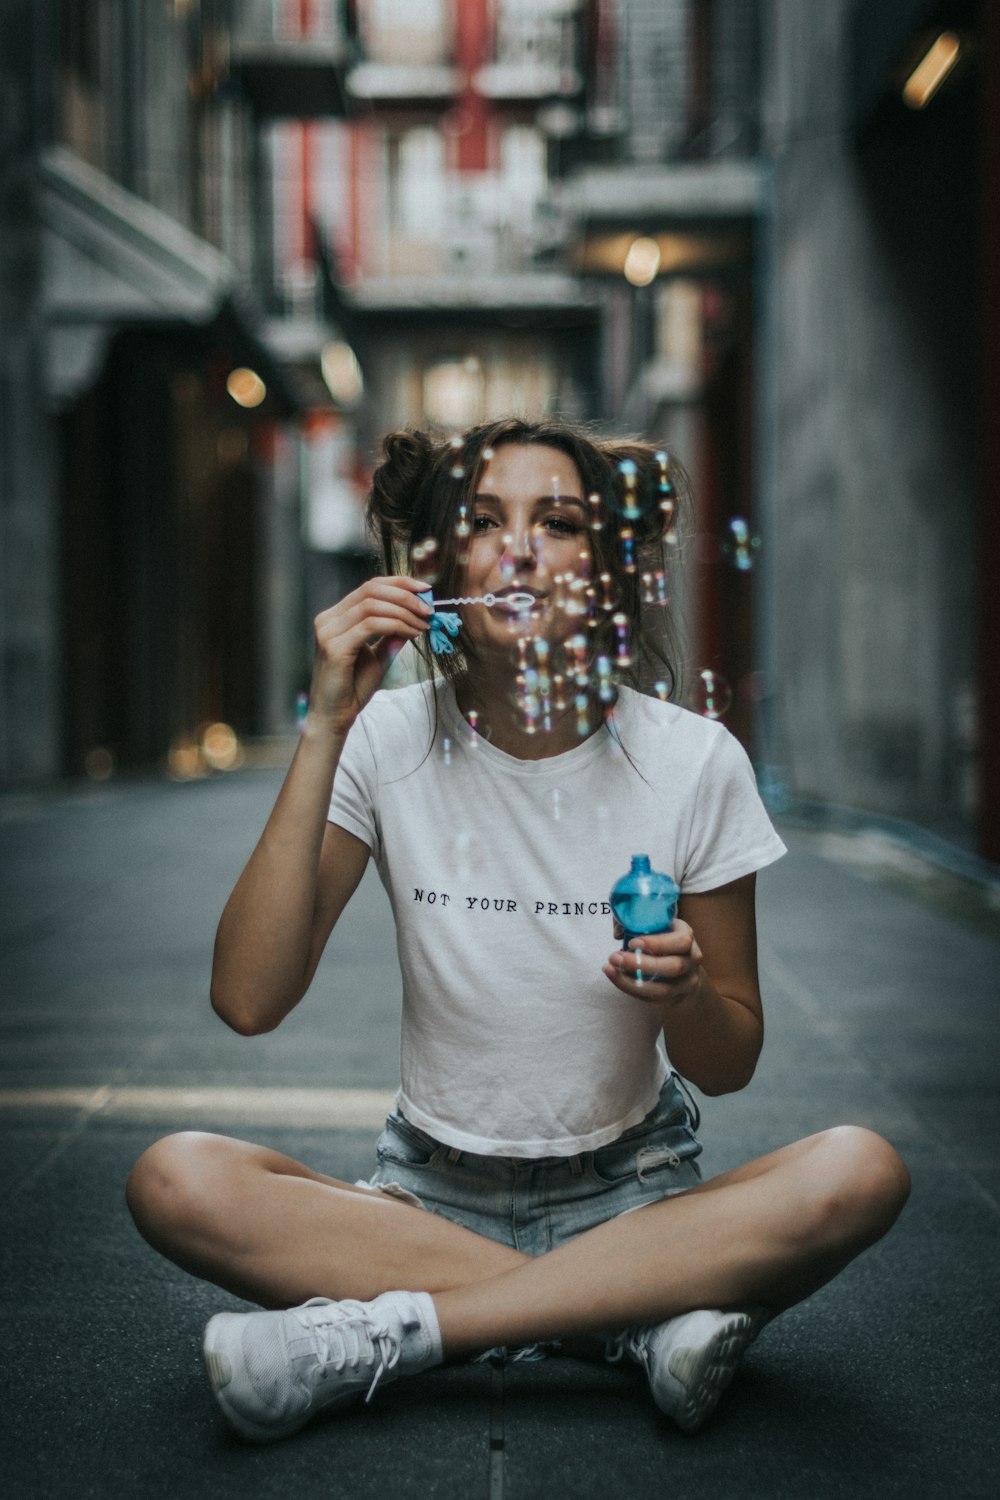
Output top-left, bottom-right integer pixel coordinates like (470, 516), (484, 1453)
(369, 427), (436, 529)
(382, 428), (433, 483)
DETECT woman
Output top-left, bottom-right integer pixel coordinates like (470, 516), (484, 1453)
(126, 418), (910, 1443)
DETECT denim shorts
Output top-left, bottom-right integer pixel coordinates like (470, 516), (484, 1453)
(359, 1073), (703, 1258)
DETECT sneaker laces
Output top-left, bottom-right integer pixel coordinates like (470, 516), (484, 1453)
(472, 1341), (561, 1365)
(604, 1328), (648, 1365)
(288, 1298), (402, 1404)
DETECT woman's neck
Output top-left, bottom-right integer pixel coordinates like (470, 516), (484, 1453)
(453, 666), (601, 760)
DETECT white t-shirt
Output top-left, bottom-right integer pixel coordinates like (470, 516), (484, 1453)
(329, 679), (786, 1157)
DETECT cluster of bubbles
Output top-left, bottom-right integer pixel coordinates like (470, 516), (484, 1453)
(511, 627), (633, 738)
(501, 455), (675, 735)
(611, 452), (678, 571)
(428, 441), (745, 738)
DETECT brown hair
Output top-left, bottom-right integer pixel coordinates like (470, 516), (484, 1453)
(366, 416), (689, 700)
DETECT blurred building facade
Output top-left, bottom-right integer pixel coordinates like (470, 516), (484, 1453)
(0, 0), (356, 783)
(1, 0), (996, 861)
(300, 0), (765, 742)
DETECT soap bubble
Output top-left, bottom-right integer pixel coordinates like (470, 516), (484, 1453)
(512, 638), (542, 733)
(641, 570), (668, 607)
(721, 517), (761, 571)
(691, 670), (732, 720)
(612, 612), (632, 668)
(595, 654), (615, 704)
(610, 459), (656, 524)
(563, 633), (589, 683)
(412, 536), (439, 584)
(553, 571), (588, 619)
(618, 525), (637, 573)
(655, 450), (676, 528)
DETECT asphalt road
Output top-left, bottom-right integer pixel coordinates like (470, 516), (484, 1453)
(1, 766), (998, 1499)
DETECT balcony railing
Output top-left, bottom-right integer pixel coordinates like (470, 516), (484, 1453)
(477, 0), (583, 98)
(360, 170), (568, 282)
(234, 0), (348, 44)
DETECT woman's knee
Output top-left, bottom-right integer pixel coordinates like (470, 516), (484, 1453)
(126, 1131), (245, 1247)
(804, 1126), (910, 1249)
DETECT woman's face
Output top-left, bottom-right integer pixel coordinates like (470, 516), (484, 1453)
(458, 443), (592, 658)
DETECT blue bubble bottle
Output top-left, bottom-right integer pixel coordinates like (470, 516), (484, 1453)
(609, 855), (680, 949)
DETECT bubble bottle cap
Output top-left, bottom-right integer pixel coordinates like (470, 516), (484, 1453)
(609, 853), (680, 949)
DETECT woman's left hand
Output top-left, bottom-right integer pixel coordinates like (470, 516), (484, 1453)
(603, 919), (704, 1007)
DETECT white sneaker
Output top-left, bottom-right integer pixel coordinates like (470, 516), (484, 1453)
(613, 1307), (764, 1432)
(203, 1291), (442, 1443)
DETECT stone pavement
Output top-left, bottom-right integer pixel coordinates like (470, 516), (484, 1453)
(1, 767), (998, 1499)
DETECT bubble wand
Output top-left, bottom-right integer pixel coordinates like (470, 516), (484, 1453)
(417, 589), (538, 654)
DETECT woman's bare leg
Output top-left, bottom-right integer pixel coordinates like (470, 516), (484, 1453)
(127, 1124), (908, 1350)
(126, 1131), (529, 1309)
(431, 1126), (910, 1356)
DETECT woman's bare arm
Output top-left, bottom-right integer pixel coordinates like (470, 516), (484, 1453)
(603, 873), (763, 1095)
(210, 576), (432, 1035)
(210, 736), (371, 1034)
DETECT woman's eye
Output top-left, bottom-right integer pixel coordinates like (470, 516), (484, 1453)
(472, 514), (498, 532)
(542, 516), (582, 536)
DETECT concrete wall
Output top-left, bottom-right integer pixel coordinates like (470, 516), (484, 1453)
(0, 1), (61, 783)
(763, 0), (978, 841)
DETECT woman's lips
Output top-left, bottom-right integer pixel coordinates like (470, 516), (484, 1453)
(492, 590), (546, 612)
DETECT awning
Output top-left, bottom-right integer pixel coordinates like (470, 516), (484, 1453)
(230, 39), (350, 117)
(37, 146), (300, 412)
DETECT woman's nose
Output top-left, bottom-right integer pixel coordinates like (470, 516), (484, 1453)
(502, 529), (537, 570)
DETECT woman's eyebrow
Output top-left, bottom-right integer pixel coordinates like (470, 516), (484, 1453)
(473, 491), (587, 508)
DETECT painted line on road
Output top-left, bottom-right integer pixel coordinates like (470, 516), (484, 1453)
(0, 1086), (397, 1128)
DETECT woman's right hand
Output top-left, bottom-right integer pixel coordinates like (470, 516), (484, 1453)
(308, 576), (433, 736)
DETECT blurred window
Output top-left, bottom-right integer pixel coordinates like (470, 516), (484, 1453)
(421, 348), (557, 427)
(500, 125), (546, 214)
(423, 357), (485, 428)
(494, 0), (578, 73)
(393, 127), (446, 241)
(360, 0), (452, 66)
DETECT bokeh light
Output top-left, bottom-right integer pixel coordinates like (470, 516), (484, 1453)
(202, 722), (243, 772)
(84, 746), (115, 781)
(167, 732), (205, 780)
(623, 236), (662, 287)
(225, 367), (266, 408)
